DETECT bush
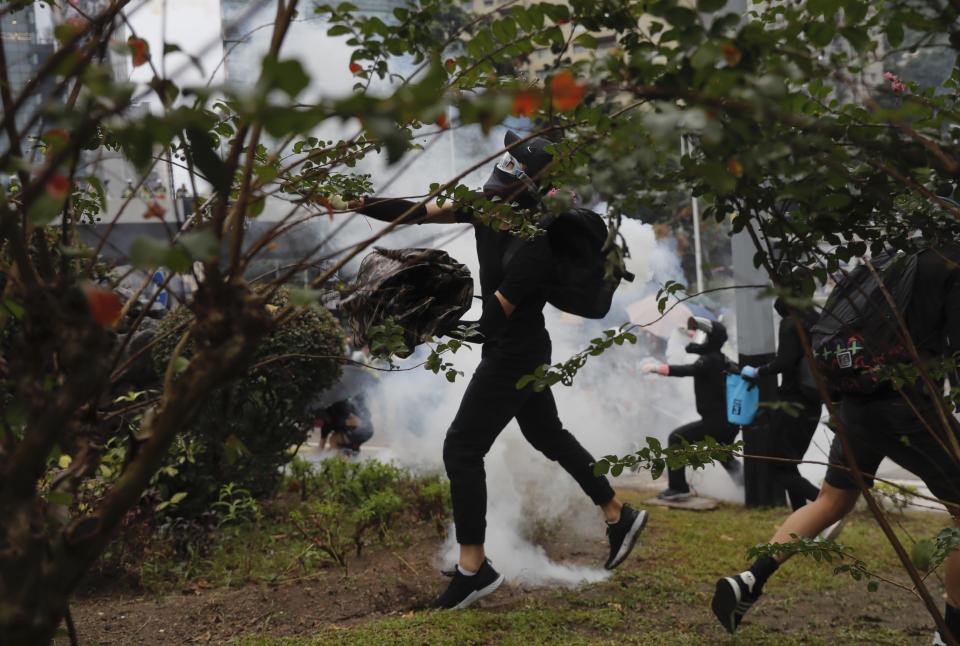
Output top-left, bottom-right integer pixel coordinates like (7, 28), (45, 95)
(151, 290), (345, 516)
(289, 458), (449, 565)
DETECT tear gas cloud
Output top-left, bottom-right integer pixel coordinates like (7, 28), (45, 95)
(233, 15), (755, 587)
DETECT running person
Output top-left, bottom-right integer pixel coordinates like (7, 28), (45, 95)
(353, 131), (649, 609)
(643, 317), (742, 500)
(712, 246), (960, 643)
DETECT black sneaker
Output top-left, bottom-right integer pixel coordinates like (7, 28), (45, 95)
(656, 488), (692, 501)
(432, 559), (504, 610)
(711, 571), (761, 634)
(604, 504), (649, 570)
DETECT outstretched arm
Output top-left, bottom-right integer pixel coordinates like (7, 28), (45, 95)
(644, 358), (708, 378)
(354, 196), (473, 225)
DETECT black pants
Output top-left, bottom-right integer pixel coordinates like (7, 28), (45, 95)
(667, 419), (740, 492)
(772, 396), (822, 510)
(826, 394), (960, 508)
(443, 343), (616, 545)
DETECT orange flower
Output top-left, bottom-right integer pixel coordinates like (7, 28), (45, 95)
(435, 113), (449, 130)
(349, 62), (362, 74)
(316, 197), (334, 219)
(512, 89), (543, 117)
(128, 37), (149, 67)
(82, 285), (123, 328)
(144, 200), (166, 220)
(722, 44), (742, 67)
(46, 173), (70, 200)
(726, 158), (744, 178)
(550, 71), (585, 112)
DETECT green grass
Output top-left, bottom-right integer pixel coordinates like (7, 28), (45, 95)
(231, 490), (947, 645)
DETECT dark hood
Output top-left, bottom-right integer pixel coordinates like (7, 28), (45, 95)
(685, 318), (727, 355)
(482, 130), (555, 203)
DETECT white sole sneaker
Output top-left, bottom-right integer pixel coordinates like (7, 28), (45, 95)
(454, 574), (505, 609)
(606, 509), (649, 570)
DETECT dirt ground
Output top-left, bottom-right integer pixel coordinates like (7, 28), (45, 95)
(68, 490), (944, 646)
(71, 524), (606, 645)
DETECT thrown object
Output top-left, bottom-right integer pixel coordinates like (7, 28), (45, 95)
(340, 247), (474, 354)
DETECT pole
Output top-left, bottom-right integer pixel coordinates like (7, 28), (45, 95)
(731, 227), (783, 507)
(681, 135), (705, 295)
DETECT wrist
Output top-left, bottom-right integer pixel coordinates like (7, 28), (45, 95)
(657, 364), (670, 376)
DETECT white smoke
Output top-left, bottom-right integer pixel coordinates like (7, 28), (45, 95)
(229, 13), (748, 587)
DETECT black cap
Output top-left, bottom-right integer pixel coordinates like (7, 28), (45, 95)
(504, 130), (554, 182)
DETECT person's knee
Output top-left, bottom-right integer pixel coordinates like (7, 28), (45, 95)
(443, 427), (480, 475)
(526, 427), (573, 462)
(815, 484), (859, 521)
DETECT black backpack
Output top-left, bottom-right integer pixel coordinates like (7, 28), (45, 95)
(505, 208), (634, 319)
(809, 250), (919, 395)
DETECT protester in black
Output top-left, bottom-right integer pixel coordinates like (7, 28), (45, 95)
(351, 131), (649, 610)
(317, 395), (374, 452)
(644, 317), (742, 500)
(741, 298), (822, 510)
(712, 246), (960, 643)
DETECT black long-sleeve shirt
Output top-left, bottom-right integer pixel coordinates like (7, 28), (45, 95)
(666, 352), (728, 421)
(757, 315), (809, 398)
(358, 196), (553, 353)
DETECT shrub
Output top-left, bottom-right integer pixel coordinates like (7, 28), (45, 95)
(151, 290), (344, 516)
(289, 458), (449, 565)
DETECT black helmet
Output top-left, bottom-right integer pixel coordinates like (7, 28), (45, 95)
(482, 130), (554, 201)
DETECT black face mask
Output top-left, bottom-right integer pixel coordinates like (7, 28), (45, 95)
(482, 168), (540, 210)
(483, 167), (528, 200)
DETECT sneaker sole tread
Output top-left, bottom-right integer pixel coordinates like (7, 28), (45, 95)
(453, 574), (505, 610)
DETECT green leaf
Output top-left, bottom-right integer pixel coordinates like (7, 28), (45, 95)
(179, 230), (219, 262)
(172, 356), (190, 374)
(28, 194), (65, 226)
(882, 18), (902, 48)
(912, 539), (935, 572)
(2, 298), (23, 319)
(806, 21), (836, 47)
(170, 491), (189, 505)
(260, 56), (311, 98)
(574, 33), (598, 49)
(130, 236), (189, 272)
(840, 27), (871, 53)
(867, 580), (879, 592)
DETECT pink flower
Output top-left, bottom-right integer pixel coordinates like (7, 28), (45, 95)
(883, 71), (907, 94)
